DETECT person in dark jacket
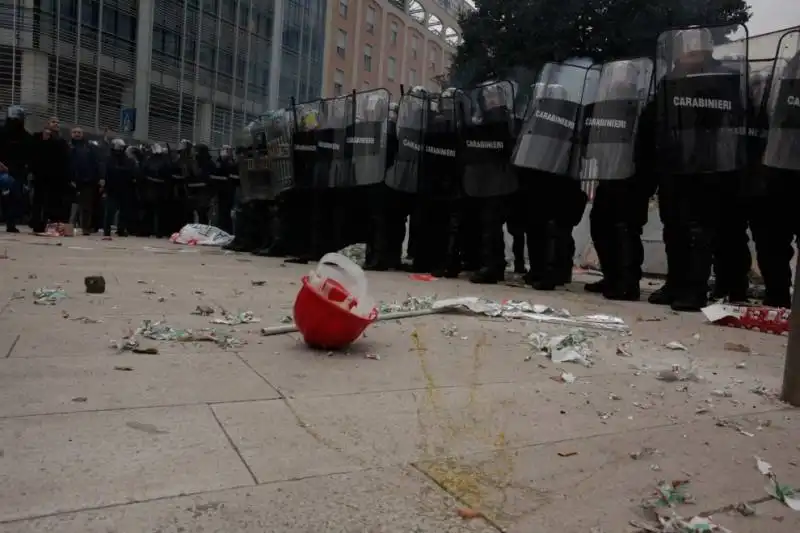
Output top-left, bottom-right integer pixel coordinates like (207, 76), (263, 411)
(30, 117), (70, 232)
(69, 126), (103, 235)
(103, 138), (136, 237)
(0, 106), (33, 232)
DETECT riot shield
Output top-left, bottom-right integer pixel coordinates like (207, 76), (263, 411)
(512, 61), (595, 176)
(238, 120), (273, 201)
(764, 29), (800, 172)
(348, 89), (390, 186)
(291, 99), (321, 189)
(386, 92), (425, 192)
(461, 80), (518, 197)
(579, 58), (654, 180)
(263, 109), (294, 196)
(314, 96), (351, 187)
(654, 24), (749, 175)
(421, 91), (460, 196)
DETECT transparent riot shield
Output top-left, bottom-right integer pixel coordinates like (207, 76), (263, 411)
(314, 96), (350, 187)
(386, 92), (425, 193)
(460, 80), (518, 197)
(512, 61), (595, 177)
(764, 29), (800, 172)
(348, 88), (390, 186)
(291, 99), (321, 189)
(654, 24), (749, 175)
(264, 109), (294, 196)
(578, 58), (654, 180)
(421, 91), (460, 196)
(238, 120), (271, 201)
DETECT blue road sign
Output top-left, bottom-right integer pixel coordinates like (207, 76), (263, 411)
(120, 108), (136, 134)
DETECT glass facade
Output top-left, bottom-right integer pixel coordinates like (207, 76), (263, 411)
(0, 0), (326, 146)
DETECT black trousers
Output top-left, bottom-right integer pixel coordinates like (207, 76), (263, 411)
(104, 187), (134, 235)
(750, 168), (800, 307)
(589, 179), (651, 286)
(30, 181), (67, 232)
(658, 172), (736, 301)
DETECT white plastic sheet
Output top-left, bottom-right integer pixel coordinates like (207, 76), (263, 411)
(170, 224), (234, 246)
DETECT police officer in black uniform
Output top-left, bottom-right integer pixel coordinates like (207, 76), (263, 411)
(648, 26), (750, 311)
(751, 35), (800, 308)
(0, 106), (32, 233)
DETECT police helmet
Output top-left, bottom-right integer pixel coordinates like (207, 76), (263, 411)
(544, 84), (568, 100)
(674, 27), (714, 56)
(6, 105), (25, 121)
(111, 138), (126, 151)
(220, 144), (233, 157)
(408, 85), (428, 97)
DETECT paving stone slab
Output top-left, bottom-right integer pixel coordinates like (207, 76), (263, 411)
(0, 405), (254, 522)
(0, 352), (278, 417)
(211, 400), (364, 483)
(0, 468), (497, 533)
(413, 410), (800, 532)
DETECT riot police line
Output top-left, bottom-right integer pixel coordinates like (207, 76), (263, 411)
(1, 24), (797, 314)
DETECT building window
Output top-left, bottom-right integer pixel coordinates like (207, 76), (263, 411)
(364, 44), (372, 72)
(339, 0), (348, 18)
(408, 68), (416, 86)
(388, 57), (396, 81)
(334, 69), (345, 96)
(429, 48), (436, 71)
(337, 29), (347, 58)
(411, 34), (418, 59)
(366, 5), (376, 33)
(390, 21), (398, 44)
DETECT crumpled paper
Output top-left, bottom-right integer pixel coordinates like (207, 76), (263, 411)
(210, 310), (261, 325)
(432, 297), (629, 332)
(112, 320), (245, 351)
(33, 288), (67, 305)
(378, 295), (437, 315)
(526, 329), (595, 367)
(755, 456), (800, 510)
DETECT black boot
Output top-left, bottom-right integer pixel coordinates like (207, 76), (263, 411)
(603, 223), (640, 301)
(671, 227), (712, 312)
(532, 221), (563, 291)
(586, 220), (611, 294)
(223, 202), (255, 252)
(648, 223), (680, 306)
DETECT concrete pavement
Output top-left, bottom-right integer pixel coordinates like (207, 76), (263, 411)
(1, 231), (798, 532)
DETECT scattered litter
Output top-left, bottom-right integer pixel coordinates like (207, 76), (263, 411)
(170, 224), (234, 246)
(143, 288), (157, 295)
(715, 418), (755, 437)
(365, 352), (380, 360)
(71, 316), (102, 324)
(28, 273), (37, 279)
(441, 324), (459, 337)
(280, 315), (294, 324)
(638, 316), (664, 322)
(210, 310), (261, 325)
(630, 447), (659, 460)
(527, 329), (594, 367)
(735, 502), (755, 516)
(251, 280), (267, 286)
(133, 347), (159, 355)
(751, 385), (780, 401)
(552, 372), (576, 384)
(126, 421), (168, 434)
(724, 342), (751, 354)
(456, 507), (482, 520)
(111, 320), (245, 352)
(692, 333), (701, 340)
(703, 303), (789, 336)
(756, 456), (800, 510)
(378, 295), (437, 314)
(409, 273), (437, 281)
(137, 280), (147, 284)
(192, 305), (215, 316)
(114, 366), (134, 371)
(736, 362), (747, 369)
(71, 396), (87, 403)
(710, 389), (732, 398)
(33, 288), (67, 305)
(650, 464), (662, 471)
(84, 275), (106, 294)
(609, 393), (622, 401)
(557, 451), (578, 457)
(631, 515), (732, 533)
(617, 343), (633, 357)
(665, 341), (688, 351)
(643, 480), (694, 509)
(656, 364), (701, 383)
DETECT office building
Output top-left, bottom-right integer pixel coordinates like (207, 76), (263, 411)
(322, 0), (465, 100)
(0, 0), (326, 146)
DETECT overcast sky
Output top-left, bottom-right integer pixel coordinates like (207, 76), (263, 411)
(748, 0), (800, 35)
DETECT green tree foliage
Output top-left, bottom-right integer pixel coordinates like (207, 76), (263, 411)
(451, 0), (751, 84)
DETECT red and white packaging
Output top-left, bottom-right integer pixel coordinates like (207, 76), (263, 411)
(702, 303), (790, 336)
